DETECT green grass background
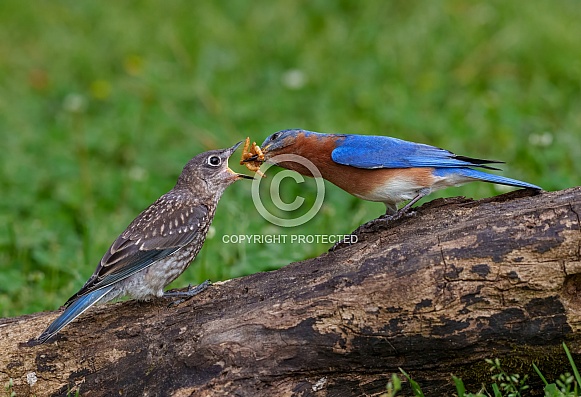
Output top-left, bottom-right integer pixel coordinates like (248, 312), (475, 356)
(0, 1), (579, 317)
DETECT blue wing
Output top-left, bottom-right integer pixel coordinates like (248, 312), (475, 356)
(331, 134), (502, 170)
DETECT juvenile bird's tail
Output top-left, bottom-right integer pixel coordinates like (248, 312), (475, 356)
(445, 168), (541, 190)
(36, 286), (114, 344)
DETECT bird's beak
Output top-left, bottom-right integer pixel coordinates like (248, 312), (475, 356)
(227, 141), (254, 180)
(228, 140), (244, 154)
(229, 169), (254, 180)
(241, 145), (268, 164)
(242, 154), (260, 163)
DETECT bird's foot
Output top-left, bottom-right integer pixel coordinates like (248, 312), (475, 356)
(329, 210), (416, 252)
(164, 280), (211, 307)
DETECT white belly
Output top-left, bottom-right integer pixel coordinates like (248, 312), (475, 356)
(352, 172), (475, 212)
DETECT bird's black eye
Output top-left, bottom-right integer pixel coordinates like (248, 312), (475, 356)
(207, 155), (221, 167)
(270, 132), (280, 141)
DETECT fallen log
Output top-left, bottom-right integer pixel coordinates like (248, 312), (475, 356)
(1, 187), (580, 396)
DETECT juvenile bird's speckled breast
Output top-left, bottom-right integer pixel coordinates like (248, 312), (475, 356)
(113, 207), (215, 301)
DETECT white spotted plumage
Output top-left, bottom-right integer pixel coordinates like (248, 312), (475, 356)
(37, 142), (250, 343)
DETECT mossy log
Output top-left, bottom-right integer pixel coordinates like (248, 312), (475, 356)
(1, 187), (581, 397)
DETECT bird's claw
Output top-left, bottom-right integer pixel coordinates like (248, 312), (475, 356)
(378, 209), (417, 222)
(164, 280), (211, 307)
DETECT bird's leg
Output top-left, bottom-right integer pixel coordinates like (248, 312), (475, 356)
(330, 190), (430, 252)
(379, 189), (429, 222)
(164, 280), (211, 307)
(362, 191), (427, 229)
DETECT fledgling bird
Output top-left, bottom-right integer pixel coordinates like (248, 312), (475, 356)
(256, 129), (541, 217)
(36, 142), (252, 344)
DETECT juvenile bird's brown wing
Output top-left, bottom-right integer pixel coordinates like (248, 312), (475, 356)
(65, 193), (209, 305)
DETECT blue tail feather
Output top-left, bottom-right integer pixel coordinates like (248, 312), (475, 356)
(37, 286), (113, 344)
(435, 168), (541, 190)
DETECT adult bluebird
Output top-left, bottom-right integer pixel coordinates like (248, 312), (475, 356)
(255, 129), (541, 217)
(37, 142), (252, 343)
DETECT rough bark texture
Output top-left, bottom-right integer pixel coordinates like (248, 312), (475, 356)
(1, 187), (581, 397)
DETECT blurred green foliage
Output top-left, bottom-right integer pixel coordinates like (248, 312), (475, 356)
(0, 1), (579, 317)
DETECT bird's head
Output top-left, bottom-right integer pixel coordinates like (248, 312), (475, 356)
(178, 141), (253, 191)
(259, 129), (306, 158)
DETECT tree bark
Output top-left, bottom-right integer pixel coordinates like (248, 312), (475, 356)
(2, 187), (581, 397)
